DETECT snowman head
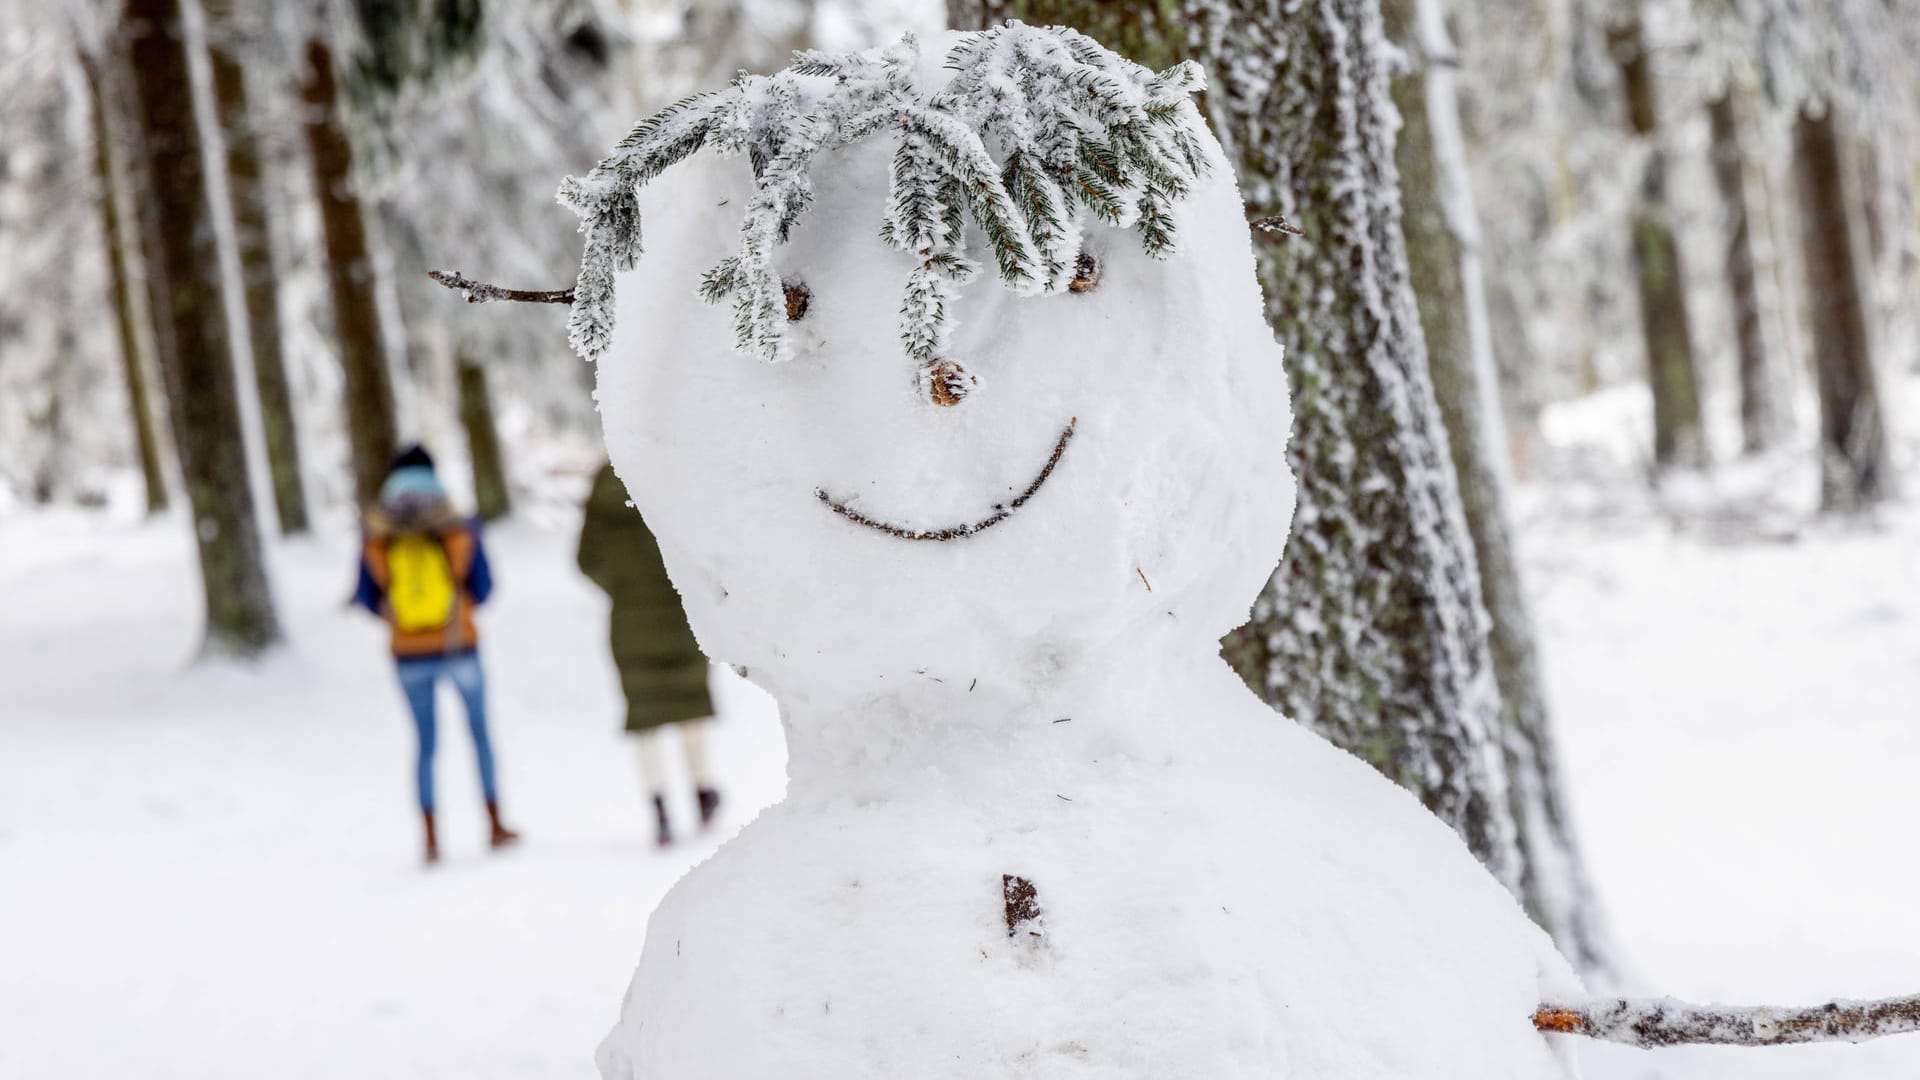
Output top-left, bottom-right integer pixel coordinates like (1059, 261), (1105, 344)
(574, 26), (1293, 709)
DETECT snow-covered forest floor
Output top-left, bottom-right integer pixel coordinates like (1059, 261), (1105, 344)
(0, 512), (792, 1078)
(6, 393), (1920, 1078)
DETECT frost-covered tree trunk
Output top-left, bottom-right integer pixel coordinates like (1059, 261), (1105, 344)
(1792, 104), (1890, 513)
(126, 0), (282, 656)
(301, 35), (398, 509)
(1382, 0), (1605, 972)
(1708, 86), (1783, 455)
(1609, 12), (1705, 471)
(456, 352), (511, 521)
(1202, 0), (1520, 898)
(206, 0), (308, 534)
(79, 44), (168, 515)
(947, 0), (1183, 69)
(952, 0), (1524, 899)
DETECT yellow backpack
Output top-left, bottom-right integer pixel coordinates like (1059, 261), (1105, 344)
(387, 534), (457, 632)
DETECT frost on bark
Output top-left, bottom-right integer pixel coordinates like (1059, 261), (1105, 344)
(1197, 0), (1520, 889)
(1792, 105), (1890, 513)
(1708, 86), (1784, 455)
(302, 35), (399, 510)
(1382, 0), (1606, 972)
(951, 0), (1524, 900)
(126, 0), (282, 656)
(78, 43), (168, 514)
(456, 352), (511, 521)
(206, 0), (308, 533)
(1609, 13), (1704, 471)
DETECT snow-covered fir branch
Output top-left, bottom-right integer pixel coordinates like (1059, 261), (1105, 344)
(1534, 992), (1920, 1048)
(557, 22), (1213, 364)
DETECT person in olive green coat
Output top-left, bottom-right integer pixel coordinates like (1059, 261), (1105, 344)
(578, 461), (719, 846)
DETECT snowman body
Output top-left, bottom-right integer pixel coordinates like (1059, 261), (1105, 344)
(590, 34), (1580, 1079)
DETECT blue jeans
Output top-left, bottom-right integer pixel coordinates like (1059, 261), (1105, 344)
(395, 651), (498, 813)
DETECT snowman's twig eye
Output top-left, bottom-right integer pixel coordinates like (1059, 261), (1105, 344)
(1067, 252), (1101, 294)
(784, 281), (811, 321)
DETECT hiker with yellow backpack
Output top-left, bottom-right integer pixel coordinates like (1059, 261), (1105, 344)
(354, 445), (519, 864)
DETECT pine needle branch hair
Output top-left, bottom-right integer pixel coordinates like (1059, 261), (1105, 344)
(556, 24), (1213, 367)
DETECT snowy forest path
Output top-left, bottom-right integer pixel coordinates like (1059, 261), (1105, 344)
(0, 514), (787, 1079)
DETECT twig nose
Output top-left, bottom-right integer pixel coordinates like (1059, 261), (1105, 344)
(922, 358), (975, 407)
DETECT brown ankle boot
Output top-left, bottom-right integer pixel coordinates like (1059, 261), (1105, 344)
(486, 801), (520, 849)
(422, 810), (441, 865)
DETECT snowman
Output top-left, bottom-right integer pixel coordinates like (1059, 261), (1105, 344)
(566, 24), (1582, 1079)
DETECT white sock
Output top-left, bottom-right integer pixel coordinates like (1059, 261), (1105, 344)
(635, 729), (669, 798)
(681, 719), (713, 788)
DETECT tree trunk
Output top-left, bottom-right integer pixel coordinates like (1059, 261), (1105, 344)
(1793, 105), (1891, 512)
(1382, 0), (1607, 972)
(952, 0), (1525, 895)
(126, 0), (282, 656)
(301, 36), (399, 509)
(948, 0), (1185, 68)
(1708, 87), (1782, 455)
(79, 45), (169, 514)
(206, 0), (309, 533)
(457, 352), (512, 521)
(1610, 15), (1705, 471)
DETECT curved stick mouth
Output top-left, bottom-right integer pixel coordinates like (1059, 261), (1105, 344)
(814, 418), (1078, 542)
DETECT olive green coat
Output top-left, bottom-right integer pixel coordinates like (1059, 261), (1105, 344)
(577, 463), (713, 730)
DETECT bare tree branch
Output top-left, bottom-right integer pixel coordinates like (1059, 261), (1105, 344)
(1534, 993), (1920, 1048)
(816, 419), (1076, 541)
(427, 269), (575, 305)
(1251, 214), (1306, 237)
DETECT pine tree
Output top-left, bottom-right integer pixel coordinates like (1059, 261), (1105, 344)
(1707, 85), (1785, 454)
(205, 0), (309, 534)
(457, 352), (511, 521)
(77, 44), (169, 515)
(302, 34), (399, 510)
(1382, 0), (1607, 971)
(125, 0), (282, 656)
(1725, 0), (1908, 511)
(1793, 104), (1889, 511)
(1198, 0), (1521, 896)
(1609, 9), (1706, 471)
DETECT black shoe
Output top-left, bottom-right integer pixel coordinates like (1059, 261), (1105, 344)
(697, 787), (722, 828)
(652, 794), (672, 847)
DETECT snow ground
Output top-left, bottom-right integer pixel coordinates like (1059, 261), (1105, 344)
(1532, 503), (1920, 1080)
(5, 466), (1919, 1078)
(0, 512), (789, 1079)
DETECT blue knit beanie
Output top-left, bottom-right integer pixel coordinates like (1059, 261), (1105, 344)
(380, 465), (447, 507)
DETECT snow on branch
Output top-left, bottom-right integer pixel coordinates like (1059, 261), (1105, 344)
(1533, 992), (1920, 1048)
(426, 270), (575, 305)
(556, 23), (1214, 366)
